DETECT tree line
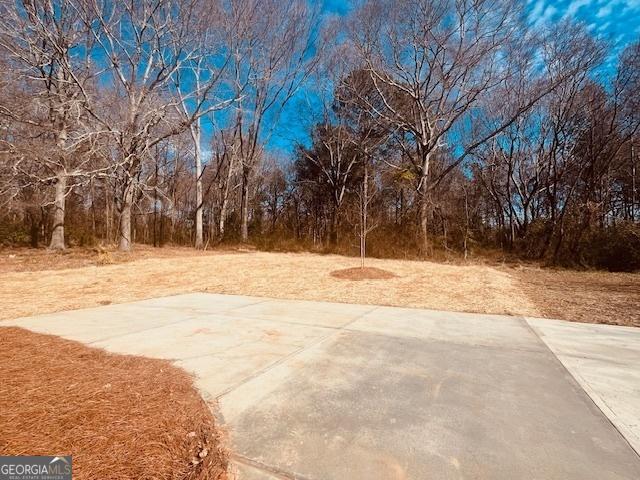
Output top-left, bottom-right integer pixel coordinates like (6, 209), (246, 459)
(1, 0), (639, 271)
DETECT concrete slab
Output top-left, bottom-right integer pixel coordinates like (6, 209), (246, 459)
(221, 329), (640, 480)
(131, 293), (268, 315)
(2, 293), (639, 479)
(224, 298), (375, 328)
(0, 304), (193, 343)
(90, 313), (333, 397)
(90, 315), (330, 359)
(527, 317), (640, 456)
(348, 306), (543, 351)
(230, 460), (282, 480)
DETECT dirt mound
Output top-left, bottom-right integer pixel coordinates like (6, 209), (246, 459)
(0, 327), (227, 480)
(330, 266), (396, 281)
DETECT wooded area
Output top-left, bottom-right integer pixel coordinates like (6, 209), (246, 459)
(1, 0), (638, 271)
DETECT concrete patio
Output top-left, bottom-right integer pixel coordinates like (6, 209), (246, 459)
(3, 293), (639, 479)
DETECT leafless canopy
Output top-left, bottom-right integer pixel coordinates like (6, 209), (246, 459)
(0, 0), (638, 270)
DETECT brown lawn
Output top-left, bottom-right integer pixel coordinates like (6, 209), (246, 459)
(1, 245), (638, 327)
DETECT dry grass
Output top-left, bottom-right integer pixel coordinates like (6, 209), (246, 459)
(0, 246), (638, 326)
(0, 245), (229, 273)
(0, 327), (227, 480)
(511, 266), (640, 327)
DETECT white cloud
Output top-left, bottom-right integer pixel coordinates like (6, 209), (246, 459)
(537, 5), (558, 25)
(531, 0), (639, 52)
(597, 21), (611, 31)
(530, 0), (546, 18)
(529, 0), (546, 21)
(596, 4), (613, 18)
(565, 0), (593, 17)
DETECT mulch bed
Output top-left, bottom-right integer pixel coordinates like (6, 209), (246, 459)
(330, 266), (396, 281)
(0, 327), (228, 480)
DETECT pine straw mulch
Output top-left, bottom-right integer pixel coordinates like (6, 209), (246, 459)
(330, 266), (397, 281)
(0, 327), (228, 480)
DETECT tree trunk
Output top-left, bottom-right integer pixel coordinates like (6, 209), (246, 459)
(49, 172), (67, 250)
(193, 123), (204, 249)
(119, 187), (133, 251)
(417, 147), (431, 256)
(160, 198), (165, 246)
(329, 204), (338, 246)
(105, 183), (111, 244)
(218, 155), (234, 239)
(90, 178), (97, 240)
(463, 186), (470, 260)
(153, 172), (158, 247)
(208, 205), (216, 243)
(28, 207), (40, 248)
(418, 190), (430, 256)
(219, 197), (228, 238)
(360, 160), (368, 269)
(240, 167), (250, 243)
(632, 143), (636, 221)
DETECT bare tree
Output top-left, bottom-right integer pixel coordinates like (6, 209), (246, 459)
(76, 0), (234, 250)
(175, 4), (234, 249)
(298, 122), (359, 245)
(1, 0), (638, 271)
(223, 0), (321, 243)
(356, 156), (377, 268)
(0, 0), (103, 249)
(473, 24), (601, 252)
(335, 69), (389, 264)
(349, 0), (601, 254)
(206, 126), (241, 239)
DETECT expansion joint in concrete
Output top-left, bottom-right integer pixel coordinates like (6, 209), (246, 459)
(231, 453), (310, 480)
(521, 316), (640, 460)
(215, 306), (379, 400)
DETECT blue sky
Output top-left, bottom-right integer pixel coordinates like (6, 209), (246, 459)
(218, 0), (640, 158)
(318, 0), (640, 49)
(527, 0), (640, 49)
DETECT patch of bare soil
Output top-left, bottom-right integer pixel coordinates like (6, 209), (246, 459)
(330, 266), (396, 281)
(510, 266), (640, 327)
(0, 327), (228, 480)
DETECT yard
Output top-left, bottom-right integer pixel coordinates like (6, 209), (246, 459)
(1, 245), (638, 327)
(2, 245), (639, 479)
